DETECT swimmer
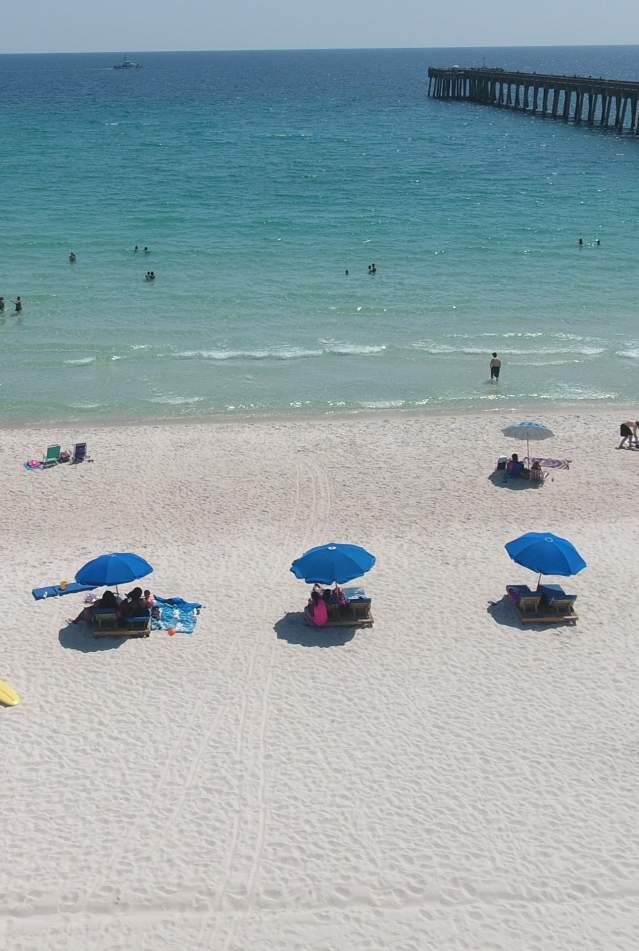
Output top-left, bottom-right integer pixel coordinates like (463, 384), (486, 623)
(370, 262), (377, 274)
(0, 296), (4, 312)
(345, 269), (349, 276)
(145, 271), (156, 282)
(69, 252), (76, 264)
(578, 237), (583, 247)
(14, 296), (22, 313)
(134, 245), (139, 253)
(143, 246), (150, 255)
(596, 238), (601, 247)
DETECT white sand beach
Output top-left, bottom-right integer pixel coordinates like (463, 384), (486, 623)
(2, 409), (639, 950)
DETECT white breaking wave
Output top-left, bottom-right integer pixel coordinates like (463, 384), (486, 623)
(176, 347), (323, 361)
(358, 399), (405, 409)
(328, 344), (386, 356)
(412, 342), (606, 357)
(64, 357), (96, 366)
(146, 395), (205, 405)
(175, 344), (386, 361)
(616, 348), (639, 359)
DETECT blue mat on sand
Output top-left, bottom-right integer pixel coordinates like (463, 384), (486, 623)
(151, 596), (202, 635)
(33, 582), (96, 601)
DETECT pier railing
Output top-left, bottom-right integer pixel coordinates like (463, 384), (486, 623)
(427, 66), (639, 133)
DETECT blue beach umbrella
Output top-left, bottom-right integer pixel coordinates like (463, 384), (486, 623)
(505, 532), (586, 586)
(75, 552), (153, 587)
(290, 542), (376, 585)
(502, 421), (554, 461)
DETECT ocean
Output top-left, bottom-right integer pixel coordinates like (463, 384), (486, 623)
(1, 45), (639, 424)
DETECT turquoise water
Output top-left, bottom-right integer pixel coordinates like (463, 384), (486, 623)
(1, 46), (639, 423)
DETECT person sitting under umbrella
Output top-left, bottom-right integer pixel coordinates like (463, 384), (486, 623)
(118, 587), (147, 620)
(304, 589), (329, 627)
(506, 453), (525, 479)
(72, 590), (118, 625)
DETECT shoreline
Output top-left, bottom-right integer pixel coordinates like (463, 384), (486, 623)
(2, 396), (635, 435)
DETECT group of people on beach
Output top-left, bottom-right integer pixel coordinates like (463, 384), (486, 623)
(73, 587), (154, 625)
(304, 583), (347, 627)
(0, 296), (23, 314)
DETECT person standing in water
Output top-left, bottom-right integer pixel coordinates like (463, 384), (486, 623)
(0, 296), (4, 312)
(490, 352), (501, 383)
(69, 252), (76, 263)
(14, 297), (23, 313)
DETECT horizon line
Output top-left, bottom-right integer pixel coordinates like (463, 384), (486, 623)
(1, 42), (639, 56)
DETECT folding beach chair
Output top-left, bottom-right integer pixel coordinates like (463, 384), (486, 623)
(72, 442), (87, 464)
(42, 445), (61, 468)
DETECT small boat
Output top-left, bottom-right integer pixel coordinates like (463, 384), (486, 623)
(114, 54), (142, 70)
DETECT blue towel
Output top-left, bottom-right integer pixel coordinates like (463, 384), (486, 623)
(32, 582), (96, 601)
(151, 595), (202, 635)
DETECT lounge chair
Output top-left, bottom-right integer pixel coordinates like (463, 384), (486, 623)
(32, 582), (95, 601)
(506, 584), (542, 615)
(506, 583), (577, 624)
(325, 587), (373, 628)
(72, 442), (87, 464)
(93, 609), (151, 638)
(539, 584), (577, 614)
(92, 608), (120, 632)
(42, 445), (61, 468)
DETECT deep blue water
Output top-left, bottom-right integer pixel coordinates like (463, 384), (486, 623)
(1, 46), (638, 422)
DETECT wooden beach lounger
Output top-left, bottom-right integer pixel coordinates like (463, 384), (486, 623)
(506, 584), (578, 624)
(93, 609), (151, 638)
(324, 587), (374, 628)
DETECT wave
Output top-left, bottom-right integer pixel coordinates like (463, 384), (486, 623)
(146, 395), (204, 405)
(616, 348), (639, 359)
(176, 347), (324, 361)
(512, 359), (584, 367)
(445, 331), (604, 343)
(412, 342), (606, 357)
(328, 344), (386, 356)
(64, 357), (96, 366)
(358, 399), (405, 409)
(175, 344), (386, 361)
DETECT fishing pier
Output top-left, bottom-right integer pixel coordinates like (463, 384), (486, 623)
(427, 66), (639, 133)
